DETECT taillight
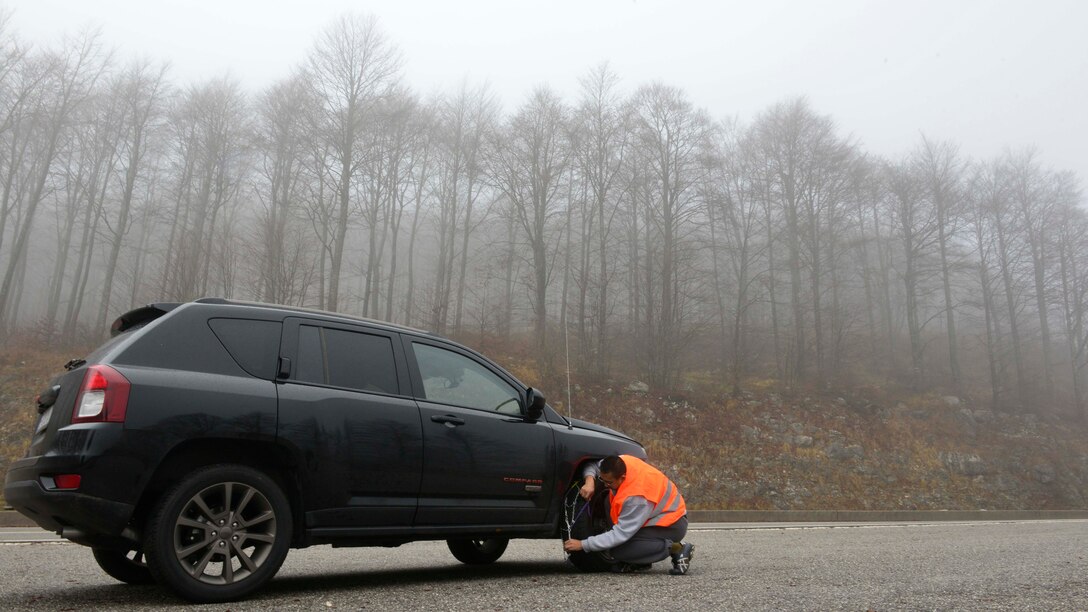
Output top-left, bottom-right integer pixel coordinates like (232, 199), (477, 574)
(71, 365), (130, 423)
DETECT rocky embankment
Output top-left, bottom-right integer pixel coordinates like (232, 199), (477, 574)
(573, 384), (1088, 511)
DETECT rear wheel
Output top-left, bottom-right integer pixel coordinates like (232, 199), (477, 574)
(92, 548), (154, 584)
(447, 538), (509, 564)
(144, 464), (292, 603)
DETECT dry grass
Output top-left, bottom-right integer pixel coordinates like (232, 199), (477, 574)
(0, 344), (89, 504)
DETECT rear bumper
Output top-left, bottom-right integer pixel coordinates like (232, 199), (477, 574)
(4, 425), (141, 539)
(4, 467), (134, 536)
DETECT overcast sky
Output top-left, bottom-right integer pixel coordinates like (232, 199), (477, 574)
(5, 0), (1087, 183)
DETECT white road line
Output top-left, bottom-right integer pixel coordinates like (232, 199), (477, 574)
(690, 518), (1088, 531)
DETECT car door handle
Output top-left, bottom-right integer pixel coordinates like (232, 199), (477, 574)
(430, 414), (465, 427)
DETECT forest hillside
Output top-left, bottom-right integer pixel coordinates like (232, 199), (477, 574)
(4, 338), (1085, 510)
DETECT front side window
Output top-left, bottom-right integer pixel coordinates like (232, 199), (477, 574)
(294, 325), (399, 394)
(413, 343), (521, 414)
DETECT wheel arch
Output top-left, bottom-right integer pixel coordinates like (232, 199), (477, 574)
(547, 458), (602, 537)
(133, 438), (304, 546)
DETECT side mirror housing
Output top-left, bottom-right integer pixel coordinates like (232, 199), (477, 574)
(525, 388), (546, 420)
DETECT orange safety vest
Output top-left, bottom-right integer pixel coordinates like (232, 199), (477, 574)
(609, 455), (687, 528)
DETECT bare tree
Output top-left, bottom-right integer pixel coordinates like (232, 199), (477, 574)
(378, 90), (432, 323)
(571, 64), (629, 377)
(253, 71), (316, 306)
(46, 76), (124, 338)
(846, 157), (896, 375)
(1006, 148), (1058, 402)
(914, 135), (966, 392)
(751, 98), (849, 386)
(798, 119), (854, 385)
(0, 11), (38, 262)
(1054, 172), (1088, 418)
(488, 87), (571, 372)
(0, 30), (109, 332)
(401, 99), (437, 327)
(299, 134), (337, 310)
(429, 83), (496, 333)
(630, 83), (714, 388)
(886, 157), (937, 391)
(707, 119), (767, 394)
(966, 163), (1006, 410)
(306, 13), (401, 312)
(987, 159), (1031, 411)
(96, 60), (168, 330)
(160, 78), (250, 301)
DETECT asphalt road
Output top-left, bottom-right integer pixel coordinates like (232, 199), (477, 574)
(2, 520), (1086, 611)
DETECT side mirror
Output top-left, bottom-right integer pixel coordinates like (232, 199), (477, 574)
(525, 388), (546, 420)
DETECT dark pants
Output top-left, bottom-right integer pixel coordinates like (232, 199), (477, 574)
(608, 516), (688, 565)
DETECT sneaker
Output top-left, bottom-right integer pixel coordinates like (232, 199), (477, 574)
(610, 562), (652, 573)
(669, 542), (695, 575)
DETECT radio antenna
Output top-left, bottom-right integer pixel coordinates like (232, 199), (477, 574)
(564, 315), (573, 430)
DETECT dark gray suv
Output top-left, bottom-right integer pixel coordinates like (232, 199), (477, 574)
(4, 298), (643, 602)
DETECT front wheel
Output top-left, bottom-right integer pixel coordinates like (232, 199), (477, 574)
(92, 548), (154, 584)
(144, 464), (292, 603)
(564, 485), (614, 572)
(447, 538), (509, 564)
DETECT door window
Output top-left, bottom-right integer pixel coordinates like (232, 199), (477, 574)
(295, 325), (399, 394)
(412, 343), (521, 414)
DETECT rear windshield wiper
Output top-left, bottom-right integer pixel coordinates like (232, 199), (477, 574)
(64, 358), (86, 371)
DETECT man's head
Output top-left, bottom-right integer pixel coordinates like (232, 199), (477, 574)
(599, 455), (627, 492)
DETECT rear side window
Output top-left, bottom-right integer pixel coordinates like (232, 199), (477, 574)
(208, 319), (282, 379)
(294, 325), (399, 394)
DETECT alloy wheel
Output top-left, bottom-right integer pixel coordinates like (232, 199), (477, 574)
(171, 481), (277, 585)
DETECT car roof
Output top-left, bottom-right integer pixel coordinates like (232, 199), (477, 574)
(113, 297), (531, 393)
(189, 297), (440, 338)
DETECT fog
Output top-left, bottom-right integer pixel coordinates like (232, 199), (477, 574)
(0, 1), (1086, 419)
(11, 0), (1086, 180)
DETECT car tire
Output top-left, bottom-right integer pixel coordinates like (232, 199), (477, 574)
(566, 548), (614, 572)
(92, 548), (154, 584)
(564, 486), (614, 572)
(143, 464), (292, 603)
(447, 538), (509, 564)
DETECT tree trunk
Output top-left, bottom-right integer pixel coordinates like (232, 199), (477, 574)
(995, 218), (1029, 412)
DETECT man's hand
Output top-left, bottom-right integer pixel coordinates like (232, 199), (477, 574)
(579, 476), (596, 500)
(563, 539), (584, 552)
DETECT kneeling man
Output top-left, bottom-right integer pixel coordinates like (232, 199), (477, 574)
(563, 454), (695, 574)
